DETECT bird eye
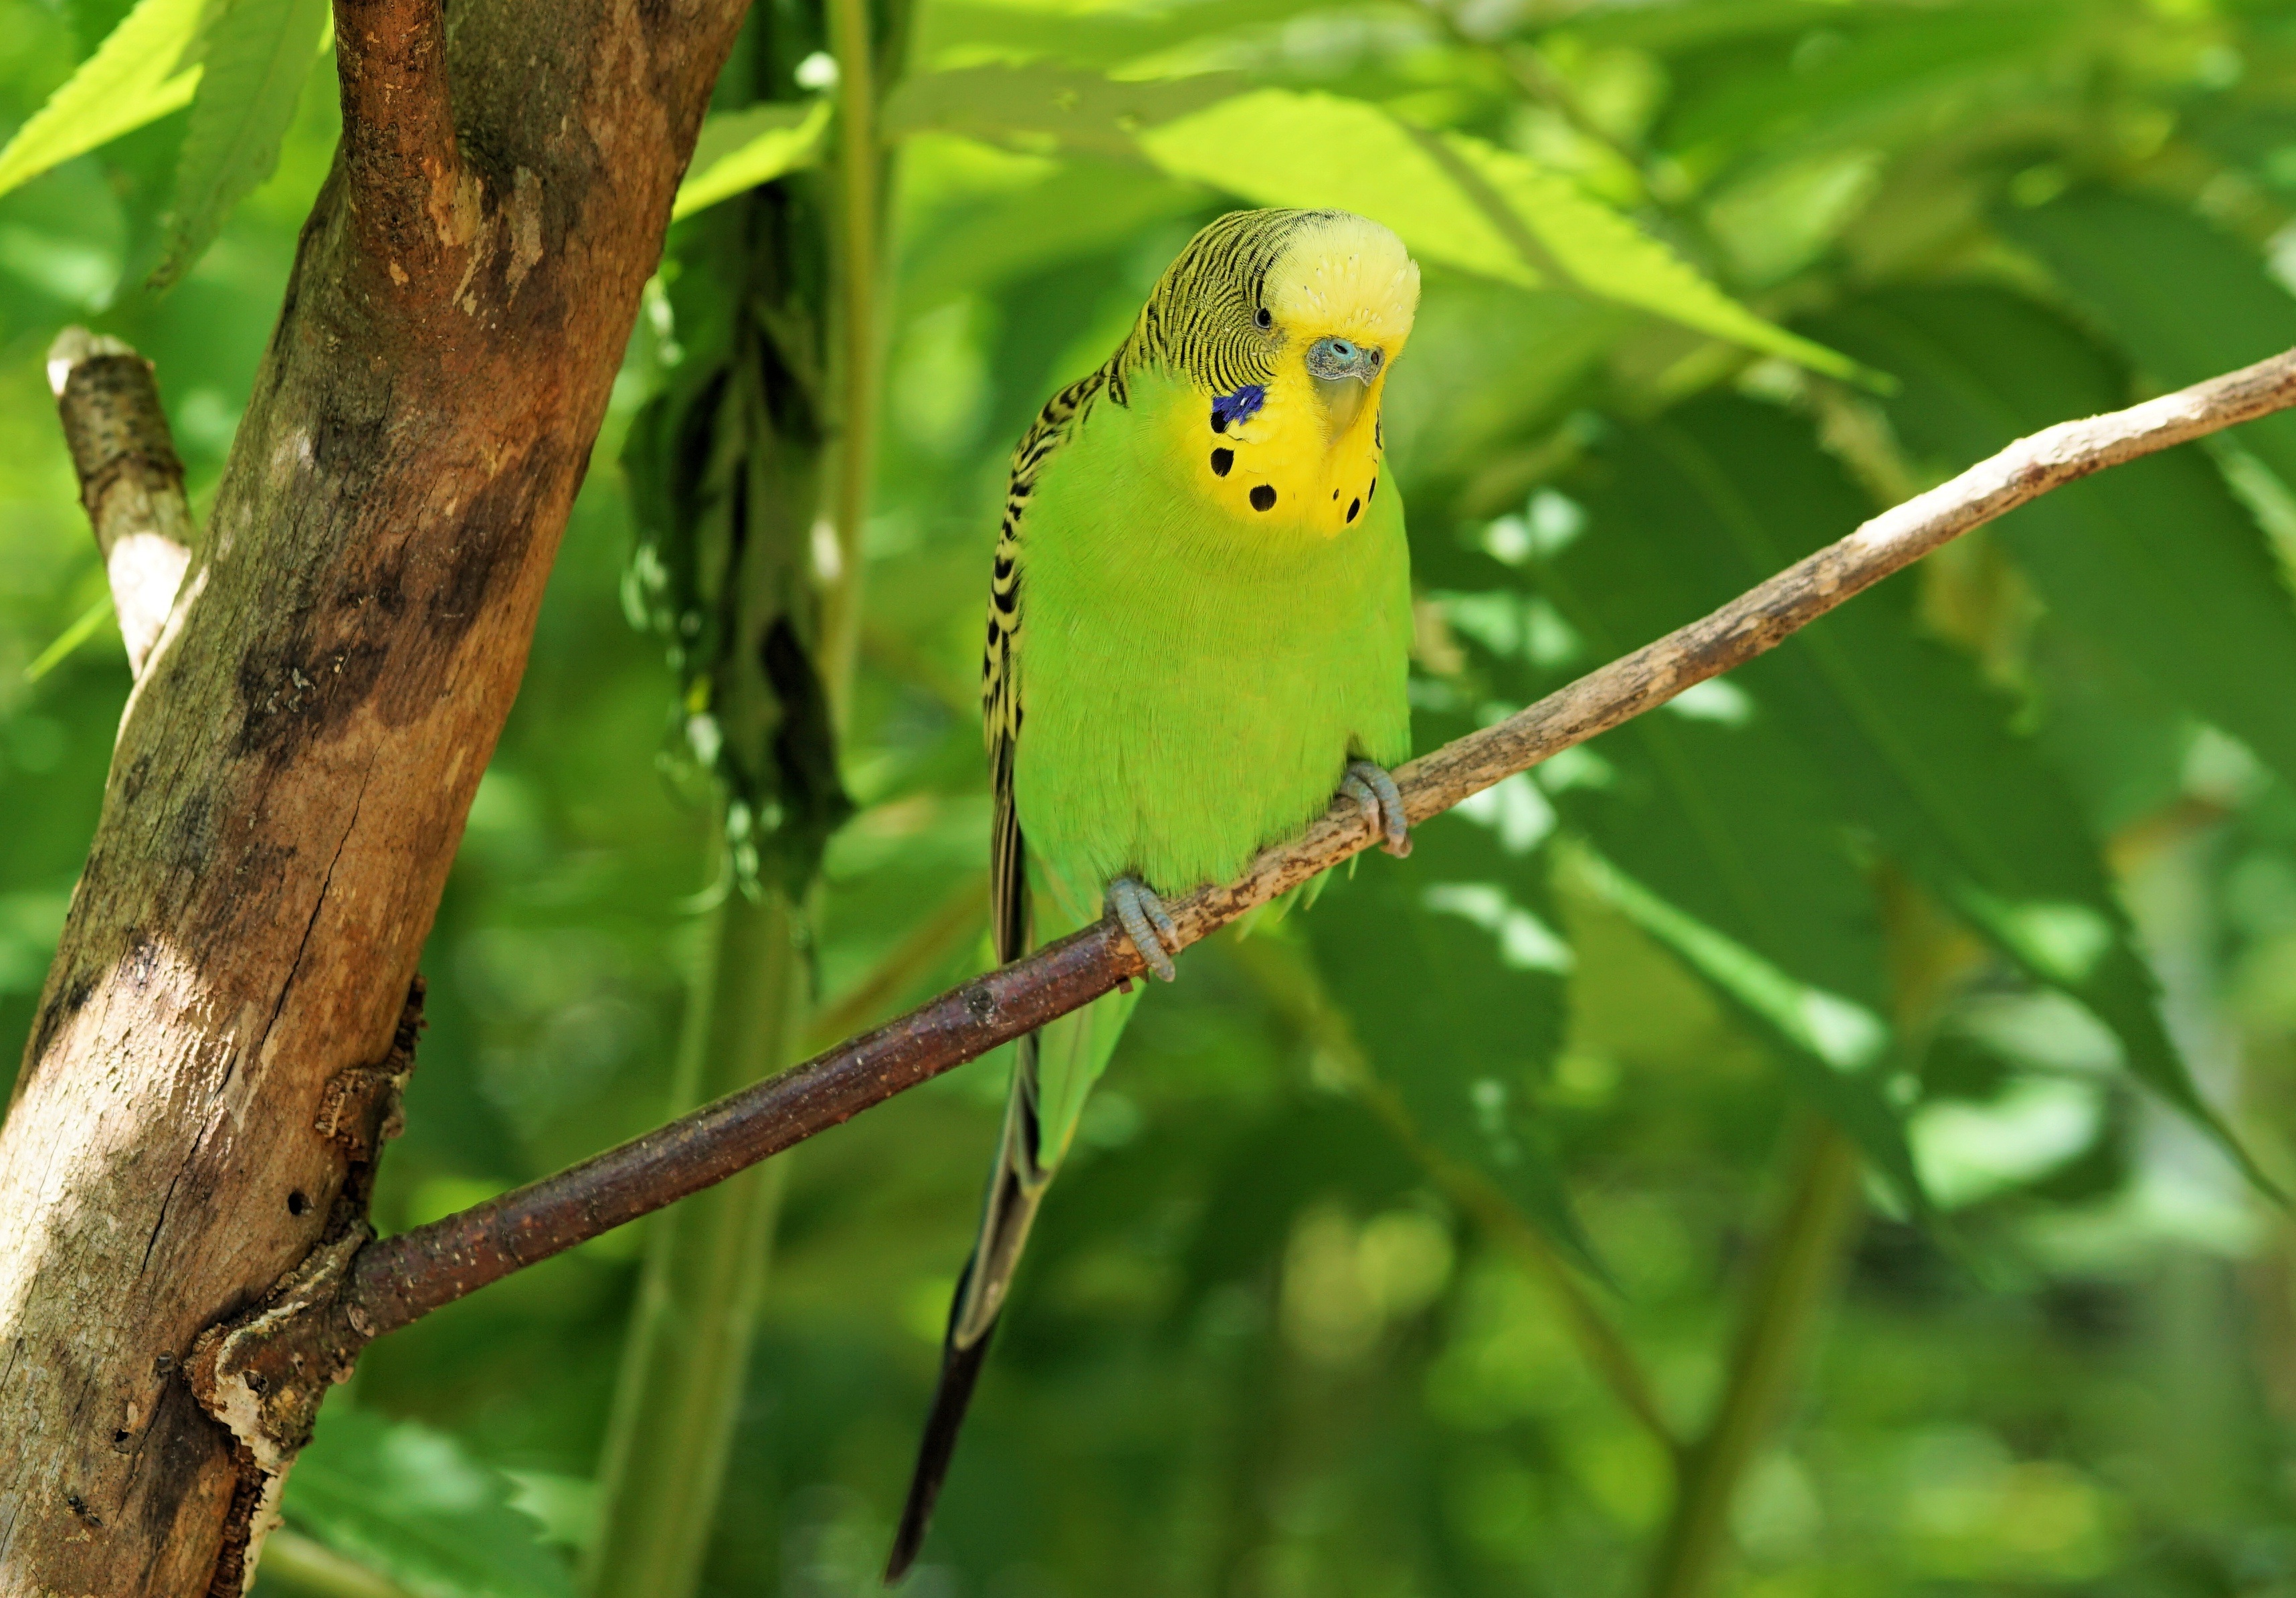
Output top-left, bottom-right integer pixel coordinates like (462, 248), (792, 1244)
(1254, 306), (1273, 331)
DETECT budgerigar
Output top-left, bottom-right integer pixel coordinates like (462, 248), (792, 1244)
(886, 208), (1422, 1580)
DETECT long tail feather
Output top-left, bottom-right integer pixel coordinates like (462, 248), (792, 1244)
(884, 1305), (998, 1583)
(884, 1039), (1048, 1585)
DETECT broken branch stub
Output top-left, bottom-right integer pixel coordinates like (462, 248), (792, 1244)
(48, 328), (194, 679)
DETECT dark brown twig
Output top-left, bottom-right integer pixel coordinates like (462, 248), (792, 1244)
(345, 343), (2296, 1338)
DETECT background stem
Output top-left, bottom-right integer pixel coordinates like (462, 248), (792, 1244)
(583, 875), (808, 1598)
(1640, 1119), (1862, 1598)
(584, 7), (896, 1576)
(1226, 934), (1682, 1453)
(818, 0), (880, 715)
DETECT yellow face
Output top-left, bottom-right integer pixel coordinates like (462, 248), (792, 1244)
(1181, 213), (1420, 537)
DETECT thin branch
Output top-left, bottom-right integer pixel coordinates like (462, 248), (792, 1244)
(331, 0), (466, 294)
(344, 344), (2296, 1338)
(46, 328), (192, 681)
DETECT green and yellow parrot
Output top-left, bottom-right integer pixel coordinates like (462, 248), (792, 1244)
(887, 208), (1422, 1579)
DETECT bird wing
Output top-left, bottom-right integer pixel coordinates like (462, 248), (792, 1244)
(889, 363), (1123, 1586)
(982, 363), (1111, 967)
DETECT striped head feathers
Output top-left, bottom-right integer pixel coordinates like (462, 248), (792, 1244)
(1123, 209), (1420, 537)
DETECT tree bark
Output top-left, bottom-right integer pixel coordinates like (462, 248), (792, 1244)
(0, 1), (747, 1591)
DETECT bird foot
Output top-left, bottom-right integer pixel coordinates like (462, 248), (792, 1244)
(1340, 760), (1412, 857)
(1108, 876), (1181, 982)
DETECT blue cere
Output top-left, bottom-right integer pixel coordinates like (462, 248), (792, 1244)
(1210, 385), (1266, 433)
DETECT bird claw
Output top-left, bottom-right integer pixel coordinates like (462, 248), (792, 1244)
(1340, 760), (1412, 857)
(1109, 876), (1181, 982)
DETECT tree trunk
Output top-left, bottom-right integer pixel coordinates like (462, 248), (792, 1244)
(0, 1), (744, 1591)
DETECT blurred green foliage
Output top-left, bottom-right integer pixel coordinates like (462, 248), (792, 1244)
(13, 0), (2296, 1594)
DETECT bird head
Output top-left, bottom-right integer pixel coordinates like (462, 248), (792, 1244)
(1262, 212), (1419, 446)
(1130, 208), (1420, 535)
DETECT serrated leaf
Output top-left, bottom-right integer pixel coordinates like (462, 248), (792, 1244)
(913, 0), (1329, 75)
(1165, 1095), (1420, 1330)
(0, 0), (205, 203)
(1814, 288), (2296, 798)
(280, 1405), (575, 1598)
(1305, 822), (1599, 1274)
(1530, 516), (1888, 1015)
(1571, 394), (2261, 1188)
(883, 64), (1243, 160)
(2002, 189), (2296, 511)
(1435, 130), (1861, 379)
(149, 0), (327, 289)
(1660, 3), (2068, 173)
(1132, 88), (1859, 377)
(1565, 840), (1923, 1209)
(672, 98), (832, 220)
(899, 157), (1208, 306)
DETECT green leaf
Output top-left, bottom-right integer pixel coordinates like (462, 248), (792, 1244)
(281, 1405), (575, 1598)
(671, 98), (832, 221)
(898, 156), (1208, 308)
(912, 0), (1327, 75)
(1572, 395), (2258, 1186)
(149, 0), (328, 290)
(1305, 820), (1598, 1273)
(1531, 529), (1887, 1016)
(1434, 130), (1862, 379)
(1506, 406), (1929, 1199)
(1133, 88), (1859, 377)
(1660, 4), (2068, 175)
(2002, 189), (2296, 507)
(882, 64), (1243, 161)
(1166, 1095), (1421, 1329)
(1814, 288), (2296, 798)
(0, 0), (205, 204)
(1565, 840), (1922, 1209)
(1567, 845), (1883, 1073)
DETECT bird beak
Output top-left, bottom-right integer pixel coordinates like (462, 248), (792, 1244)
(1307, 337), (1385, 441)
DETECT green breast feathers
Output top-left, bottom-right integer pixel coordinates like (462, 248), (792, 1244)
(983, 207), (1421, 919)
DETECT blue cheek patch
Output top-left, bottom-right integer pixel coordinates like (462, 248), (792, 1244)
(1210, 385), (1266, 433)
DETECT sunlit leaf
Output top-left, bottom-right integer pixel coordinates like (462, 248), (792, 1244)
(883, 64), (1242, 161)
(1437, 128), (1861, 377)
(1816, 289), (2296, 797)
(1569, 394), (2255, 1184)
(672, 98), (832, 220)
(1135, 88), (1859, 376)
(1660, 4), (2067, 175)
(912, 0), (1328, 75)
(2004, 188), (2296, 510)
(150, 0), (328, 289)
(1566, 840), (1923, 1208)
(281, 1405), (575, 1598)
(1307, 822), (1598, 1273)
(0, 0), (205, 203)
(898, 155), (1208, 307)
